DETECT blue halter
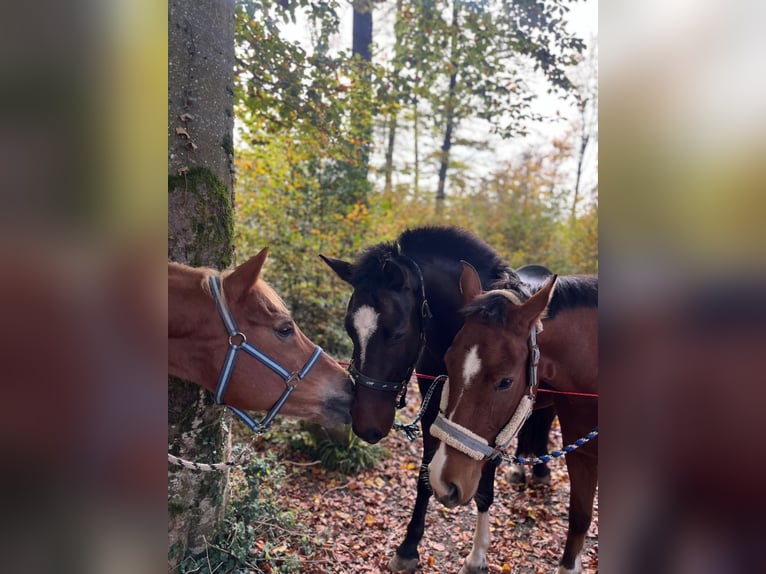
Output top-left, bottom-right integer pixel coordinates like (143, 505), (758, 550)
(208, 275), (323, 433)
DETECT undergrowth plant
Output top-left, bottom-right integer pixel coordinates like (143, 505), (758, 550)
(178, 453), (311, 574)
(290, 423), (389, 475)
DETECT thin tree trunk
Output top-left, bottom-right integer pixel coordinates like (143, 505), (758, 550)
(571, 97), (590, 221)
(352, 0), (373, 176)
(384, 0), (404, 195)
(436, 1), (459, 212)
(352, 0), (373, 63)
(414, 99), (420, 195)
(167, 0), (235, 570)
(385, 111), (397, 193)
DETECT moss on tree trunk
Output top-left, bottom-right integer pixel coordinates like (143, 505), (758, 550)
(167, 0), (235, 570)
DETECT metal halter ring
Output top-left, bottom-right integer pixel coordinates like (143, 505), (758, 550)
(228, 331), (247, 348)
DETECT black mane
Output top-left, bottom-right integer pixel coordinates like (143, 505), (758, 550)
(544, 275), (598, 318)
(466, 274), (598, 324)
(351, 225), (526, 294)
(350, 240), (401, 290)
(398, 226), (506, 272)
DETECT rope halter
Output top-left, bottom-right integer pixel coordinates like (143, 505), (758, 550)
(430, 326), (540, 461)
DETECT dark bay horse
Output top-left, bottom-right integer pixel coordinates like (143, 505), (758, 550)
(321, 226), (533, 572)
(429, 262), (598, 573)
(169, 247), (352, 428)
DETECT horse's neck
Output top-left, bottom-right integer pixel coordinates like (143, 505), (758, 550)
(168, 264), (219, 384)
(419, 262), (465, 361)
(538, 307), (598, 394)
(168, 263), (212, 339)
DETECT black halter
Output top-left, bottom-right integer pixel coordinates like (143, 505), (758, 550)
(347, 253), (432, 408)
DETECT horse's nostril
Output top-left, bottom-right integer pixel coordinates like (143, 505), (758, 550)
(447, 482), (460, 504)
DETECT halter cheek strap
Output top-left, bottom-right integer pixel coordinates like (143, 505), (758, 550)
(429, 326), (540, 461)
(209, 275), (323, 433)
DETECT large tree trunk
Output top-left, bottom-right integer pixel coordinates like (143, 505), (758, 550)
(167, 0), (235, 570)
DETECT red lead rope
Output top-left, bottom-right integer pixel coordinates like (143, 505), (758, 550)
(336, 361), (598, 398)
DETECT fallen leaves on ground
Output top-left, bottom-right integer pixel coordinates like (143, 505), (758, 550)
(240, 395), (598, 574)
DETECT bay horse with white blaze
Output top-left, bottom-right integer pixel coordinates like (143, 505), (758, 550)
(169, 247), (353, 429)
(429, 262), (598, 573)
(321, 226), (535, 572)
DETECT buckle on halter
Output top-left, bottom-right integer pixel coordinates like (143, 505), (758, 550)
(421, 299), (432, 319)
(286, 371), (301, 388)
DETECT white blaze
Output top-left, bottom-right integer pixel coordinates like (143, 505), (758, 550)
(352, 305), (379, 369)
(449, 345), (481, 418)
(462, 345), (481, 388)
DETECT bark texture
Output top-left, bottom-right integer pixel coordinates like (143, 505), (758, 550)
(167, 0), (235, 570)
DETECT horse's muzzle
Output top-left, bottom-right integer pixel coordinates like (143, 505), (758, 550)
(435, 482), (462, 509)
(321, 381), (353, 426)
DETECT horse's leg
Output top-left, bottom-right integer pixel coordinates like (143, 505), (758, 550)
(459, 457), (500, 574)
(530, 405), (556, 485)
(388, 430), (438, 573)
(508, 404), (556, 484)
(555, 398), (598, 574)
(389, 375), (443, 573)
(558, 447), (597, 574)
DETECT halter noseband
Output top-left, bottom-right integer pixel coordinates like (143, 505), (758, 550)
(430, 326), (540, 461)
(347, 253), (432, 408)
(209, 275), (324, 433)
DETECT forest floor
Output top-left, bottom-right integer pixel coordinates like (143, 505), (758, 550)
(238, 394), (598, 574)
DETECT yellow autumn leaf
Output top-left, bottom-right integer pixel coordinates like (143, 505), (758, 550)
(364, 513), (374, 527)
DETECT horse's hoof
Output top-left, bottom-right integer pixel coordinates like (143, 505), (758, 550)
(458, 564), (489, 574)
(389, 553), (418, 573)
(506, 463), (526, 484)
(557, 555), (583, 574)
(531, 472), (551, 486)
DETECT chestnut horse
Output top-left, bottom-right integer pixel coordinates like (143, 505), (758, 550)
(169, 247), (352, 429)
(429, 262), (598, 573)
(321, 226), (534, 572)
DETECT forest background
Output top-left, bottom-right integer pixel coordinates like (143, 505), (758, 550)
(233, 0), (598, 358)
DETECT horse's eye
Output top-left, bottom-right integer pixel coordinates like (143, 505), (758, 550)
(391, 331), (405, 342)
(275, 324), (295, 339)
(497, 378), (513, 391)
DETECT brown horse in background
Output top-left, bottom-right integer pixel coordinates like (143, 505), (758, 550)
(429, 262), (597, 573)
(169, 247), (352, 428)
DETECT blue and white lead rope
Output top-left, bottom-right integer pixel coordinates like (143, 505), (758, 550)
(503, 427), (599, 466)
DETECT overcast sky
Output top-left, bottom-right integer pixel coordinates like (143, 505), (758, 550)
(268, 0), (598, 200)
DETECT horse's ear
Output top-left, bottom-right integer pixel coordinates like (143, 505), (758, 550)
(511, 274), (557, 333)
(227, 247), (269, 301)
(383, 260), (405, 290)
(319, 254), (353, 284)
(459, 260), (482, 304)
